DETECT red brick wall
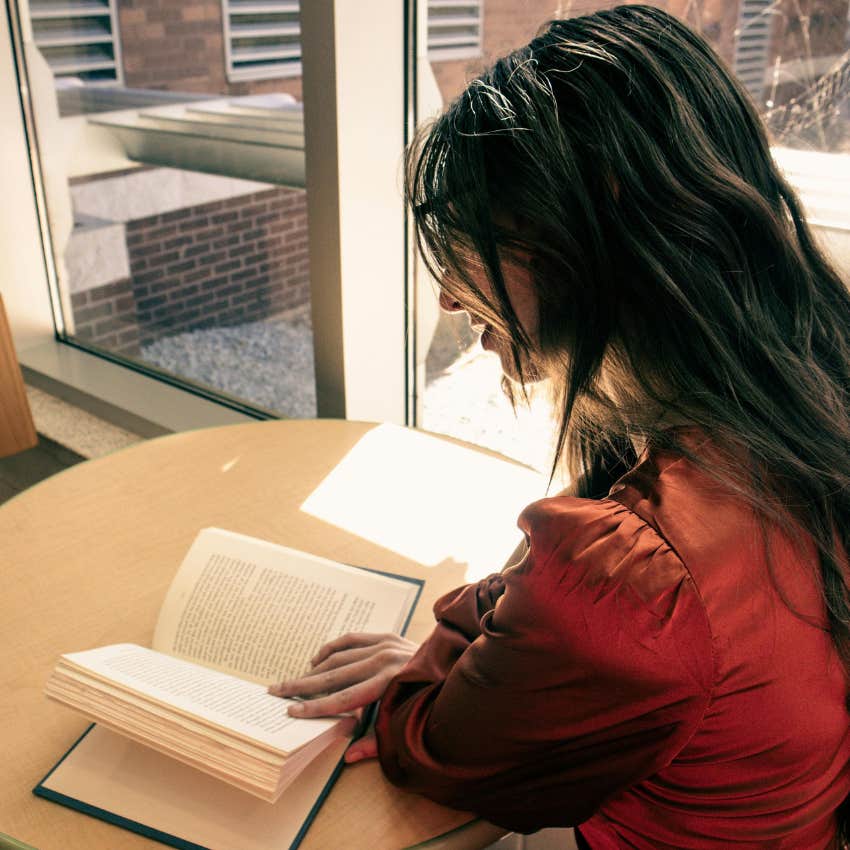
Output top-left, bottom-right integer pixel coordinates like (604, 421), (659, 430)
(127, 187), (309, 346)
(69, 187), (310, 352)
(70, 279), (141, 355)
(118, 0), (302, 98)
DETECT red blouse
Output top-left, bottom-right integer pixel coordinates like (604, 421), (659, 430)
(375, 437), (850, 848)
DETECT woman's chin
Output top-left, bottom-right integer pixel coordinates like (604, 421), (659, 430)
(480, 329), (544, 384)
(497, 350), (544, 385)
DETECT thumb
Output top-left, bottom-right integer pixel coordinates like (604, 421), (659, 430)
(344, 730), (378, 764)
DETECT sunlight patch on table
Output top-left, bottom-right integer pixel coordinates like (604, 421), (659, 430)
(300, 424), (545, 577)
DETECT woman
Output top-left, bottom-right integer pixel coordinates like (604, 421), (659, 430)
(269, 6), (850, 846)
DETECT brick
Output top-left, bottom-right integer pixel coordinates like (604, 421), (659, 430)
(137, 294), (168, 311)
(139, 22), (166, 39)
(116, 295), (136, 313)
(197, 251), (227, 267)
(70, 291), (88, 308)
(148, 280), (175, 295)
(142, 250), (180, 268)
(203, 299), (229, 314)
(232, 288), (269, 307)
(193, 227), (225, 243)
(184, 267), (214, 284)
(160, 208), (194, 224)
(74, 301), (113, 323)
(142, 225), (178, 241)
(185, 292), (212, 310)
(228, 243), (256, 259)
(212, 235), (241, 250)
(182, 37), (207, 52)
(167, 259), (198, 274)
(120, 8), (146, 25)
(132, 242), (170, 259)
(230, 267), (260, 283)
(211, 211), (239, 225)
(164, 235), (194, 250)
(94, 316), (134, 336)
(214, 259), (241, 275)
(170, 309), (203, 327)
(185, 243), (212, 258)
(201, 275), (229, 292)
(117, 328), (141, 345)
(217, 283), (245, 300)
(180, 217), (208, 232)
(239, 203), (269, 219)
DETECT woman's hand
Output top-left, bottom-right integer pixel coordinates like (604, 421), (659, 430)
(267, 632), (418, 763)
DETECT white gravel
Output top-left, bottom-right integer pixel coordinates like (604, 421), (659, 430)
(141, 316), (317, 418)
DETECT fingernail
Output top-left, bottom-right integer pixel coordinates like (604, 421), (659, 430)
(288, 703), (305, 716)
(344, 749), (361, 763)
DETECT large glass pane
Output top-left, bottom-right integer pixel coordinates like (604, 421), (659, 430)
(17, 0), (315, 417)
(418, 0), (850, 473)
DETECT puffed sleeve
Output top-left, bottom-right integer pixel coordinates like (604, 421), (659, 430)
(375, 497), (715, 833)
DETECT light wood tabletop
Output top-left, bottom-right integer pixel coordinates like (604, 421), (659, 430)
(1, 419), (545, 850)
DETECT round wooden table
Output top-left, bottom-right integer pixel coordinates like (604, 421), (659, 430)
(1, 419), (544, 850)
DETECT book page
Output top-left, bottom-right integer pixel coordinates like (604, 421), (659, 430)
(56, 643), (348, 753)
(58, 644), (341, 754)
(153, 529), (421, 684)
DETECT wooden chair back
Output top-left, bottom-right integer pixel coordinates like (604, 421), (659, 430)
(0, 294), (37, 458)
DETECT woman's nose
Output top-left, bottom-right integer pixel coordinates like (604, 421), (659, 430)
(438, 290), (464, 313)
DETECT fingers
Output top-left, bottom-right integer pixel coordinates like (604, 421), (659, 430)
(286, 679), (386, 718)
(345, 730), (378, 764)
(309, 638), (416, 676)
(309, 644), (386, 675)
(269, 654), (390, 699)
(267, 633), (420, 719)
(310, 632), (398, 666)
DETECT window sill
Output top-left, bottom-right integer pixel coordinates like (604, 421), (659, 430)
(19, 339), (257, 438)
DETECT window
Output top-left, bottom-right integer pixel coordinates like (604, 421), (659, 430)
(30, 0), (122, 84)
(733, 0), (773, 101)
(8, 0), (409, 428)
(223, 0), (301, 82)
(427, 0), (482, 60)
(221, 1), (484, 83)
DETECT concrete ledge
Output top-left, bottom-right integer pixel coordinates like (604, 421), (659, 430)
(19, 338), (260, 438)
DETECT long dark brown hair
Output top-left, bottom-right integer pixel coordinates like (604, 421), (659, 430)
(407, 4), (850, 840)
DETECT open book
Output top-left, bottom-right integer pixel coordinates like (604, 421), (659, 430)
(43, 528), (422, 807)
